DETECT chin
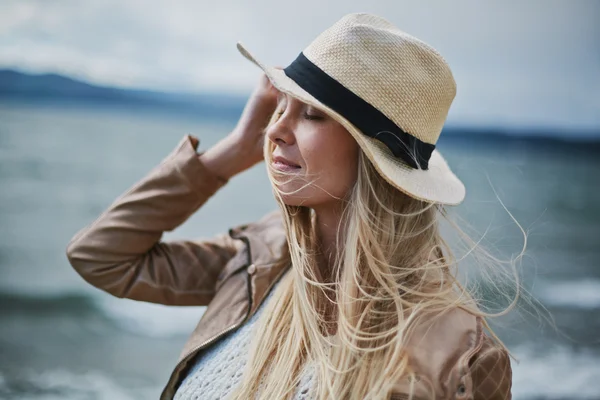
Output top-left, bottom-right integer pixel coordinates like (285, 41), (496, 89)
(278, 193), (313, 207)
(274, 185), (318, 208)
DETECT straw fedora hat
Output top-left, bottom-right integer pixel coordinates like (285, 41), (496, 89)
(236, 13), (465, 205)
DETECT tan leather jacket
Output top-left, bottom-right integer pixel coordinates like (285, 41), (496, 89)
(66, 135), (512, 400)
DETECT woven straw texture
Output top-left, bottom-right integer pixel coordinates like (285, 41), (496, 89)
(304, 13), (456, 145)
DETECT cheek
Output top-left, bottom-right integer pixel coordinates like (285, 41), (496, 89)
(301, 126), (359, 197)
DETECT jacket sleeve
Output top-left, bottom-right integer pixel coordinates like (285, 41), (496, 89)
(65, 134), (245, 306)
(470, 335), (513, 400)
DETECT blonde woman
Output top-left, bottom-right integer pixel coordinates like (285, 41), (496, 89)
(67, 13), (514, 400)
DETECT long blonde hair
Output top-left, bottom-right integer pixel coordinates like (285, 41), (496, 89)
(229, 108), (522, 400)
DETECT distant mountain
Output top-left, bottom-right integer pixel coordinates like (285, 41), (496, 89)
(1, 69), (598, 144)
(0, 69), (246, 120)
(0, 69), (127, 99)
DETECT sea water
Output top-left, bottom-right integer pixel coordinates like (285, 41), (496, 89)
(1, 102), (599, 399)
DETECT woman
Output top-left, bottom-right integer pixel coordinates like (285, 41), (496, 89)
(66, 13), (514, 399)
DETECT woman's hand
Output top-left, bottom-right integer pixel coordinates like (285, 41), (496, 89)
(199, 72), (280, 181)
(232, 72), (280, 166)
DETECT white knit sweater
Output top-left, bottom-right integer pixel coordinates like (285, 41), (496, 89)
(174, 280), (317, 400)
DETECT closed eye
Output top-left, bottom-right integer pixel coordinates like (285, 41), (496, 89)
(274, 110), (324, 122)
(303, 112), (323, 121)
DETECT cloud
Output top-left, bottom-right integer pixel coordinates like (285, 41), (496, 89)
(0, 0), (599, 130)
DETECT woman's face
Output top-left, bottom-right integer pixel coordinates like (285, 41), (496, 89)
(266, 92), (359, 208)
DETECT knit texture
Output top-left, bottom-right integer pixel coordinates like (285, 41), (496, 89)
(174, 282), (316, 400)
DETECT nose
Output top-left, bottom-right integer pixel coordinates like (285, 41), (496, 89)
(266, 109), (296, 147)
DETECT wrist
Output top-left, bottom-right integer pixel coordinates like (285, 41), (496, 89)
(198, 133), (253, 181)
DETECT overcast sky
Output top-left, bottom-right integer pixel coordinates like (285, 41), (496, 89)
(1, 0), (599, 132)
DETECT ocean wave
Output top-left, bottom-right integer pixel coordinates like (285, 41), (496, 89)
(512, 344), (600, 399)
(0, 370), (157, 400)
(96, 296), (205, 338)
(536, 279), (600, 309)
(0, 291), (101, 317)
(1, 290), (206, 338)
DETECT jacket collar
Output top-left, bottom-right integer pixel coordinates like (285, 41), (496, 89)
(229, 210), (290, 315)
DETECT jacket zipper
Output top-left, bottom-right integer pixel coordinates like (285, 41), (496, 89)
(162, 257), (291, 399)
(184, 234), (257, 364)
(160, 300), (251, 399)
(172, 262), (291, 374)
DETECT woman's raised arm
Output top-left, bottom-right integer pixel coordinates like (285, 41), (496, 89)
(66, 73), (279, 306)
(66, 135), (245, 306)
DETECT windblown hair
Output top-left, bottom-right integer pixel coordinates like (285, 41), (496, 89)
(229, 107), (522, 400)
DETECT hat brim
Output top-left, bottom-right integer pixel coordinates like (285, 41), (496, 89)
(236, 42), (466, 205)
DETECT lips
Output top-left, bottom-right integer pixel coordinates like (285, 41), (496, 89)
(272, 156), (301, 172)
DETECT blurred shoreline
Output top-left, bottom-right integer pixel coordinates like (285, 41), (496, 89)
(2, 68), (599, 145)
